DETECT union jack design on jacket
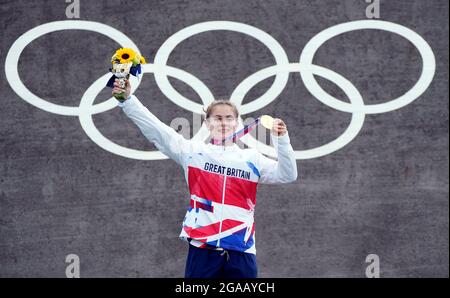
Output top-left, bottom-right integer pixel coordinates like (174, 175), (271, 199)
(119, 96), (298, 255)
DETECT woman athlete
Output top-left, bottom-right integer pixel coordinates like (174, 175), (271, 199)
(113, 79), (297, 278)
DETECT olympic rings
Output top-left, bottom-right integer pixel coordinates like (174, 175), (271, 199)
(5, 20), (436, 160)
(299, 20), (436, 114)
(153, 21), (290, 115)
(5, 20), (143, 116)
(232, 63), (365, 159)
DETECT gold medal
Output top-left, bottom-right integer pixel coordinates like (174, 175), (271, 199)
(260, 115), (274, 130)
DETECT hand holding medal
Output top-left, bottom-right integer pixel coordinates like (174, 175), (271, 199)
(263, 116), (287, 136)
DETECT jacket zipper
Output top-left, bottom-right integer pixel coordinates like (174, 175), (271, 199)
(216, 174), (227, 248)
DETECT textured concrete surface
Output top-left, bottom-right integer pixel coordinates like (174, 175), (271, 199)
(0, 0), (448, 277)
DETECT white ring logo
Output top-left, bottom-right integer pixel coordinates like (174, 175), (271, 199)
(5, 20), (436, 160)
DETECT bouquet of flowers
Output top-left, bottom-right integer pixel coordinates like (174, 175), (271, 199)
(106, 48), (146, 101)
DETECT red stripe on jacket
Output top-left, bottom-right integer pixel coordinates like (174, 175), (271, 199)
(188, 166), (257, 211)
(183, 219), (244, 239)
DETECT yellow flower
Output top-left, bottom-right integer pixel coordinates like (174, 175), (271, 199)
(140, 55), (147, 64)
(115, 48), (136, 64)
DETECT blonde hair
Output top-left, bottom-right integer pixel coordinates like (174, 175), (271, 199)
(203, 99), (239, 120)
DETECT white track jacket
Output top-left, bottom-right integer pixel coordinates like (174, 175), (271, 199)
(119, 95), (298, 254)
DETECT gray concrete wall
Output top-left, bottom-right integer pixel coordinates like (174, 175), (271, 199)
(0, 0), (448, 277)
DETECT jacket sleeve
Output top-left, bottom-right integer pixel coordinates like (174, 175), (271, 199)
(118, 95), (196, 166)
(257, 132), (298, 184)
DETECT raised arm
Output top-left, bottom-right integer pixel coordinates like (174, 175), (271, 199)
(113, 80), (195, 166)
(257, 119), (298, 184)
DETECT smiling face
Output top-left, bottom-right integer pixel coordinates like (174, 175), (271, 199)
(205, 104), (239, 143)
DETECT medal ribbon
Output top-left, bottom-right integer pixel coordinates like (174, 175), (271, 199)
(210, 117), (261, 145)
